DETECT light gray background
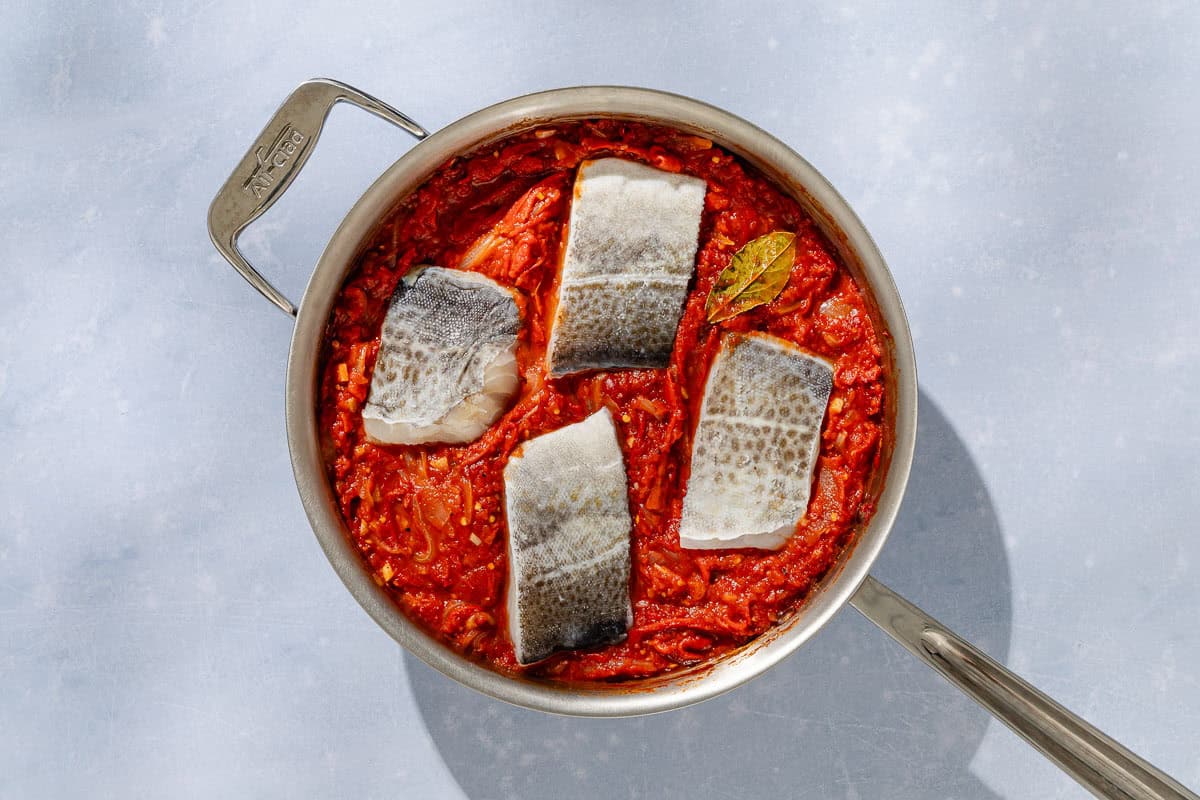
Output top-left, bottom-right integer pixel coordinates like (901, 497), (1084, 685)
(2, 1), (1197, 798)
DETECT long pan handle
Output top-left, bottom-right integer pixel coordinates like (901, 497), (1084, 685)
(851, 575), (1197, 800)
(207, 78), (428, 317)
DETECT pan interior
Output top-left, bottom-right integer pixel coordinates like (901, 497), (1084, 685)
(285, 87), (917, 716)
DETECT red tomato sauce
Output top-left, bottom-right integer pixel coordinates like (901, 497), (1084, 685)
(318, 120), (885, 682)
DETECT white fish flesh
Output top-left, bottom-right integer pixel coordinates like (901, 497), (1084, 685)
(546, 158), (707, 375)
(362, 267), (520, 446)
(503, 408), (633, 664)
(679, 333), (834, 550)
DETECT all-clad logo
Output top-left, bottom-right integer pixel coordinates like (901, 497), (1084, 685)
(243, 124), (307, 199)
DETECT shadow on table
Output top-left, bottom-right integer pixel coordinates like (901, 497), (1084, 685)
(406, 390), (1013, 800)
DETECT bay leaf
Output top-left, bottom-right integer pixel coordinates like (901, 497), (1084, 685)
(705, 231), (797, 323)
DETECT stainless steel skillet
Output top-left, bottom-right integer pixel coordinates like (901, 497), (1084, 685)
(209, 79), (1197, 800)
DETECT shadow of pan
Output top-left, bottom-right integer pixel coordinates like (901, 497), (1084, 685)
(406, 389), (1013, 800)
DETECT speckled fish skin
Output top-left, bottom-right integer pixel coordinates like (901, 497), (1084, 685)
(503, 409), (633, 665)
(679, 333), (834, 550)
(362, 267), (520, 446)
(546, 158), (707, 375)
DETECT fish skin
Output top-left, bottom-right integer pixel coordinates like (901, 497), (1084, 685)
(547, 158), (707, 376)
(679, 332), (834, 550)
(503, 408), (633, 664)
(362, 267), (520, 446)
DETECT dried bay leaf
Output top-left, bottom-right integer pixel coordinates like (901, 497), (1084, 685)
(705, 231), (797, 323)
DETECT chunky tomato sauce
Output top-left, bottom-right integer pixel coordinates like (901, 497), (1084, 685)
(319, 121), (885, 682)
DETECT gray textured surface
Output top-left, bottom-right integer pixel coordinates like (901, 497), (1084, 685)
(2, 1), (1198, 798)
